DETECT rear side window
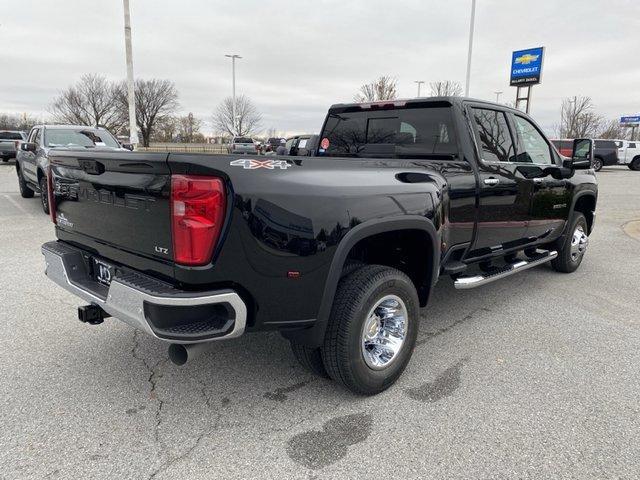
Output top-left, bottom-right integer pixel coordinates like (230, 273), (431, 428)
(471, 108), (515, 163)
(595, 140), (615, 149)
(319, 105), (458, 158)
(0, 132), (23, 140)
(630, 143), (637, 148)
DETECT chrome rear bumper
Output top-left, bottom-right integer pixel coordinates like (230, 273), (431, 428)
(42, 241), (247, 344)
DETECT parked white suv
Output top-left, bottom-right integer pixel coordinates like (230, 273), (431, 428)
(614, 140), (640, 170)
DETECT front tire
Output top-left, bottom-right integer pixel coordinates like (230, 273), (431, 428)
(321, 265), (419, 395)
(551, 212), (588, 273)
(17, 168), (34, 198)
(592, 157), (603, 172)
(39, 176), (50, 214)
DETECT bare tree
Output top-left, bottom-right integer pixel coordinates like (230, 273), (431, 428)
(50, 74), (125, 133)
(0, 112), (39, 131)
(557, 96), (603, 138)
(213, 95), (262, 137)
(429, 80), (463, 97)
(177, 113), (203, 143)
(152, 115), (179, 142)
(115, 79), (179, 146)
(597, 119), (627, 140)
(354, 76), (397, 102)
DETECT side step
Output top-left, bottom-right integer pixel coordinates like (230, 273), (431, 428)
(454, 250), (558, 290)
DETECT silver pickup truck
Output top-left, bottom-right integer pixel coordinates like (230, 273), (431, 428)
(0, 130), (27, 161)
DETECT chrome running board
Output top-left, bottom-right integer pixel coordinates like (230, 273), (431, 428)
(454, 250), (558, 290)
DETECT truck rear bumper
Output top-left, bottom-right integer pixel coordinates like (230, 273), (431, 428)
(41, 241), (247, 344)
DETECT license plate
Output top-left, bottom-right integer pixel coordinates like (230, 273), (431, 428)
(93, 258), (115, 286)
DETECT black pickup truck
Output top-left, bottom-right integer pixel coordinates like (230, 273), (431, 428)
(42, 97), (597, 395)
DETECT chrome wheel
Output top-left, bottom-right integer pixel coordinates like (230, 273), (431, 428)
(361, 295), (408, 370)
(570, 224), (588, 262)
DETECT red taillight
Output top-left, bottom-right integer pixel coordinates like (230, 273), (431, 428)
(48, 166), (56, 224)
(14, 141), (20, 149)
(170, 175), (226, 266)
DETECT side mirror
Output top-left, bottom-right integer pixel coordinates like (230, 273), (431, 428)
(21, 142), (36, 152)
(122, 143), (134, 151)
(567, 138), (593, 170)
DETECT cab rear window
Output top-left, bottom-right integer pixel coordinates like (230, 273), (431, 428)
(319, 104), (457, 159)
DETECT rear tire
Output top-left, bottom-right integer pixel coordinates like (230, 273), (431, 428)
(39, 175), (50, 214)
(551, 212), (588, 273)
(290, 342), (328, 378)
(592, 157), (603, 172)
(17, 168), (34, 198)
(630, 158), (640, 171)
(321, 264), (419, 395)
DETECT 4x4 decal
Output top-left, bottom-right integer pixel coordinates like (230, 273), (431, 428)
(230, 159), (291, 170)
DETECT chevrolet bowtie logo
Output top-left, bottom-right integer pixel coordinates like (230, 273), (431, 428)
(515, 53), (540, 65)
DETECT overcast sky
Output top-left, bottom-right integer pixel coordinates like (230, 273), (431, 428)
(1, 0), (638, 136)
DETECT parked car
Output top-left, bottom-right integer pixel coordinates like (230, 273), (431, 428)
(228, 137), (257, 154)
(15, 125), (124, 214)
(593, 139), (619, 171)
(552, 138), (618, 171)
(614, 139), (640, 170)
(550, 139), (573, 158)
(0, 130), (27, 162)
(284, 134), (319, 156)
(264, 137), (286, 153)
(41, 97), (597, 395)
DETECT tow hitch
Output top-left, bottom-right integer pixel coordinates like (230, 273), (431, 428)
(78, 304), (110, 325)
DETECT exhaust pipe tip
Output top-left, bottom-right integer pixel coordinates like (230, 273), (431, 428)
(168, 342), (213, 366)
(168, 343), (189, 366)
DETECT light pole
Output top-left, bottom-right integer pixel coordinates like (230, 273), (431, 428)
(414, 80), (425, 98)
(123, 0), (138, 146)
(225, 54), (242, 136)
(464, 0), (477, 97)
(494, 91), (503, 103)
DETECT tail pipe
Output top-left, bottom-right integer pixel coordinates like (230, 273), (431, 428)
(167, 342), (214, 366)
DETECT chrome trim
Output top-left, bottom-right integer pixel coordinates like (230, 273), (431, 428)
(361, 295), (408, 370)
(483, 177), (500, 186)
(42, 244), (247, 344)
(454, 250), (558, 290)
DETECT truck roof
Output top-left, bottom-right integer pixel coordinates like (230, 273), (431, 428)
(328, 96), (510, 111)
(31, 124), (110, 130)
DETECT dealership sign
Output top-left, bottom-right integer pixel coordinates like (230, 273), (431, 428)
(510, 47), (545, 86)
(620, 115), (640, 125)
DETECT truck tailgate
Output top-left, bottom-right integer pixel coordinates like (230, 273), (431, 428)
(50, 150), (173, 263)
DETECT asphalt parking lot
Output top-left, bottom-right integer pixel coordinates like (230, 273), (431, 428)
(1, 161), (639, 479)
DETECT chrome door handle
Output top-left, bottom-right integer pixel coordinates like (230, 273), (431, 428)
(533, 177), (544, 183)
(484, 177), (500, 186)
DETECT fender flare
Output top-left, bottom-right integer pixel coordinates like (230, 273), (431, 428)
(284, 215), (440, 347)
(568, 190), (597, 235)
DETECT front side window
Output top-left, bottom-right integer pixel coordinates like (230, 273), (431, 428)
(471, 108), (515, 163)
(513, 115), (553, 165)
(28, 128), (39, 144)
(319, 105), (458, 158)
(34, 129), (43, 146)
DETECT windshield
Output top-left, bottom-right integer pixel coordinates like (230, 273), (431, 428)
(0, 131), (24, 140)
(319, 104), (458, 158)
(44, 129), (120, 148)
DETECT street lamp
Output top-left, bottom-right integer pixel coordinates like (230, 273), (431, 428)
(225, 54), (242, 136)
(464, 0), (477, 97)
(494, 91), (503, 103)
(414, 80), (425, 98)
(123, 0), (138, 145)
